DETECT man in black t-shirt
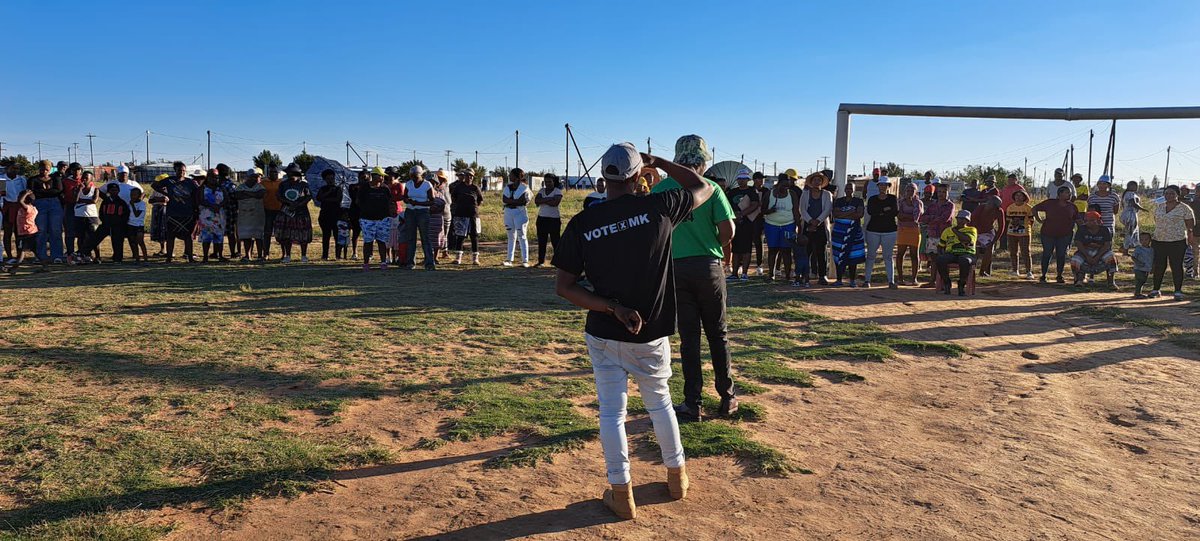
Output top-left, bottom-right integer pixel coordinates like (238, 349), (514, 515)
(553, 142), (714, 520)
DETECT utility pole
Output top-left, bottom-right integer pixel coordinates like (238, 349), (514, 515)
(1164, 146), (1171, 183)
(515, 130), (520, 169)
(346, 141), (350, 165)
(206, 130), (211, 170)
(1087, 130), (1094, 183)
(86, 133), (96, 166)
(475, 150), (478, 167)
(820, 156), (829, 170)
(302, 141), (307, 153)
(131, 150), (136, 164)
(773, 162), (777, 176)
(365, 150), (370, 166)
(412, 150), (416, 161)
(73, 142), (79, 164)
(36, 141), (43, 161)
(1024, 157), (1028, 183)
(446, 150), (452, 172)
(145, 131), (151, 164)
(647, 137), (651, 154)
(0, 141), (4, 158)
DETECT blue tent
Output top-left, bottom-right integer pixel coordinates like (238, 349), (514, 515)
(305, 156), (360, 208)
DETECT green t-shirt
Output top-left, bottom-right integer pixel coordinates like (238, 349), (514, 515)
(651, 177), (735, 260)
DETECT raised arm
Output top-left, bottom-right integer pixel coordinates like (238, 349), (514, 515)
(642, 153), (712, 211)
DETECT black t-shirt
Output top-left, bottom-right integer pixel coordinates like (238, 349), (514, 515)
(833, 196), (864, 224)
(553, 190), (694, 343)
(1076, 226), (1112, 248)
(449, 181), (484, 218)
(357, 185), (396, 220)
(726, 186), (760, 221)
(866, 194), (899, 233)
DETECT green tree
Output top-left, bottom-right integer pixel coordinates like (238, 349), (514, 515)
(253, 149), (282, 171)
(882, 162), (904, 177)
(490, 166), (510, 178)
(452, 158), (489, 183)
(291, 150), (315, 174)
(0, 154), (36, 177)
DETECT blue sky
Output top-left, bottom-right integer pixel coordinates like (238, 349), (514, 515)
(4, 0), (1200, 184)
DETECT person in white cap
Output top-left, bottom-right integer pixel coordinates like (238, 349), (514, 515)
(501, 168), (531, 267)
(553, 142), (714, 520)
(106, 164), (144, 205)
(935, 209), (978, 296)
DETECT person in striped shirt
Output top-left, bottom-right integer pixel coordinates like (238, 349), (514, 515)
(1088, 176), (1122, 236)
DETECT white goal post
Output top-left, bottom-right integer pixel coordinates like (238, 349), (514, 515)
(832, 103), (1200, 193)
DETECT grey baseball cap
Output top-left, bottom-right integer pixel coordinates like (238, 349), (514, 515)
(601, 143), (643, 182)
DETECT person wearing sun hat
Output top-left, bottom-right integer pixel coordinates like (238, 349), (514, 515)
(935, 209), (978, 296)
(650, 134), (739, 423)
(726, 167), (760, 281)
(554, 142), (714, 520)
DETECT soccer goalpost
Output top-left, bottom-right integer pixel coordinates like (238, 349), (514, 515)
(832, 103), (1200, 193)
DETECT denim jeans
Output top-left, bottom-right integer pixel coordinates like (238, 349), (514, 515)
(864, 230), (897, 284)
(34, 198), (64, 261)
(1039, 232), (1073, 276)
(403, 207), (434, 268)
(585, 333), (685, 485)
(673, 256), (734, 411)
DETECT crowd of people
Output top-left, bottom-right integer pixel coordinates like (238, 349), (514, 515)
(1, 151), (1196, 300)
(710, 165), (1197, 300)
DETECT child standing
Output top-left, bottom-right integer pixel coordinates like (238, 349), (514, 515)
(71, 171), (101, 264)
(126, 188), (149, 265)
(88, 183), (131, 262)
(1132, 232), (1154, 298)
(4, 190), (47, 273)
(1005, 190), (1034, 279)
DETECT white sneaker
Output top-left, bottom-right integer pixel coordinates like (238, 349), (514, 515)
(522, 261), (531, 268)
(454, 251), (463, 264)
(502, 261), (513, 267)
(472, 253), (480, 265)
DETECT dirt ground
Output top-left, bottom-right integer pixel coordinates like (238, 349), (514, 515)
(162, 283), (1200, 541)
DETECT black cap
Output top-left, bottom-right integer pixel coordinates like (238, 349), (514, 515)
(752, 171), (764, 179)
(284, 163), (303, 175)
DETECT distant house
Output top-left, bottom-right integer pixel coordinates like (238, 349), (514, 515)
(133, 162), (204, 183)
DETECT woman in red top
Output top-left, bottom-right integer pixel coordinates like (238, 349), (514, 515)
(1033, 185), (1080, 283)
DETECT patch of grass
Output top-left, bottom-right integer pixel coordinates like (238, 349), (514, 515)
(1065, 305), (1173, 329)
(442, 383), (597, 468)
(0, 513), (172, 541)
(739, 360), (814, 387)
(674, 422), (808, 476)
(813, 369), (866, 383)
(886, 338), (967, 357)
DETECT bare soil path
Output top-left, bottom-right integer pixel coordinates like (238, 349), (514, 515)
(165, 284), (1200, 540)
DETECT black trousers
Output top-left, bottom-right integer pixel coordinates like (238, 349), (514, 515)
(753, 218), (765, 266)
(536, 216), (561, 264)
(805, 227), (829, 279)
(936, 253), (975, 287)
(1152, 239), (1186, 293)
(674, 256), (735, 410)
(88, 220), (127, 262)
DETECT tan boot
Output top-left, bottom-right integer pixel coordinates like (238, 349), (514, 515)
(603, 483), (636, 520)
(668, 465), (689, 500)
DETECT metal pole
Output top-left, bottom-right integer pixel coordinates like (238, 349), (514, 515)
(773, 162), (777, 176)
(515, 130), (520, 169)
(86, 133), (95, 166)
(36, 141), (43, 161)
(1024, 157), (1028, 183)
(346, 141), (350, 165)
(566, 125), (570, 182)
(647, 137), (651, 154)
(145, 131), (150, 163)
(1087, 130), (1093, 182)
(206, 130), (211, 170)
(833, 109), (850, 196)
(446, 150), (452, 172)
(1164, 146), (1171, 184)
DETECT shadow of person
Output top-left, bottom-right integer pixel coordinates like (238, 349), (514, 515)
(406, 483), (674, 540)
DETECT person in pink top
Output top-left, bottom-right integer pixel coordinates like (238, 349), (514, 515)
(998, 173), (1026, 211)
(917, 183), (955, 286)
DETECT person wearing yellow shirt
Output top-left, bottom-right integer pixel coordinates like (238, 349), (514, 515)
(936, 210), (978, 296)
(1072, 173), (1089, 214)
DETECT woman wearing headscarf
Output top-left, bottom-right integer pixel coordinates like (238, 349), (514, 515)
(830, 181), (866, 287)
(1149, 185), (1196, 300)
(799, 172), (833, 285)
(894, 181), (924, 285)
(1119, 180), (1145, 254)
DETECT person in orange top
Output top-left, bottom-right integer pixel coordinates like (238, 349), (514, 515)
(260, 164), (284, 257)
(4, 190), (48, 273)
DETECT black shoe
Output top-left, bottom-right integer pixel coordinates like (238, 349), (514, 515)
(673, 404), (701, 423)
(718, 397), (739, 417)
(958, 285), (966, 297)
(942, 286), (951, 295)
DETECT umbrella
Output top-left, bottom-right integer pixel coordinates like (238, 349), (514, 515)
(705, 160), (750, 189)
(305, 156), (360, 208)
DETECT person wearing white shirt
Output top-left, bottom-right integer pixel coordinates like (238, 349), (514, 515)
(105, 164), (143, 204)
(501, 168), (531, 267)
(2, 162), (29, 262)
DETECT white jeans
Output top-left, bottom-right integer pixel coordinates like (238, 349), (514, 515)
(585, 333), (685, 485)
(864, 230), (897, 284)
(503, 208), (529, 263)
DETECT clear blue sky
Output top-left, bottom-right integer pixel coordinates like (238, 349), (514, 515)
(4, 0), (1200, 185)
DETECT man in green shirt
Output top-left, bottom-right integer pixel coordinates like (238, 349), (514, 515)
(651, 134), (737, 421)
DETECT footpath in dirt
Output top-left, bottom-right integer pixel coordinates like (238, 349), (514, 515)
(166, 283), (1200, 541)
